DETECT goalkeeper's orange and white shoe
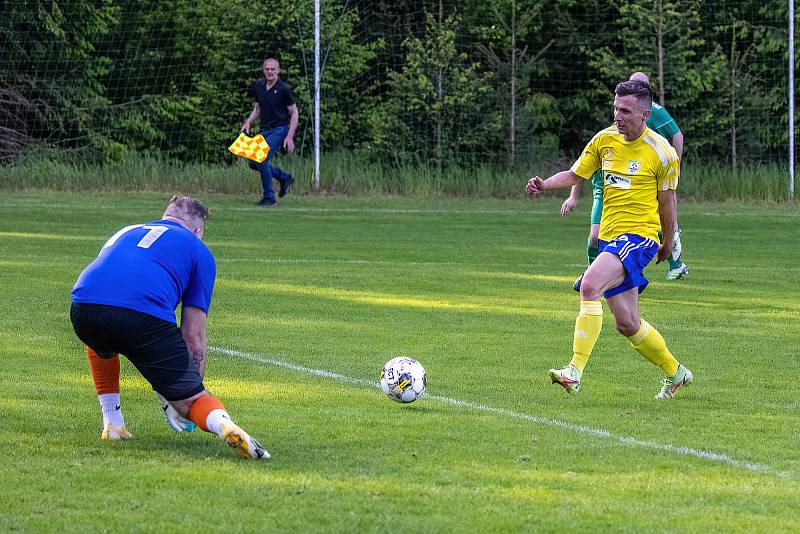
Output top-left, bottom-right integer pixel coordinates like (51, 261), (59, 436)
(219, 420), (270, 460)
(548, 364), (581, 396)
(101, 423), (133, 441)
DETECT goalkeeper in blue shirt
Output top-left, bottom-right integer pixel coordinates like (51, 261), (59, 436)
(71, 195), (269, 459)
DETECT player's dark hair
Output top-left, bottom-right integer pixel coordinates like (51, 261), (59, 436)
(165, 195), (209, 226)
(615, 79), (653, 110)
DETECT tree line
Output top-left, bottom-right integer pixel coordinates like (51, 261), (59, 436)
(0, 0), (794, 170)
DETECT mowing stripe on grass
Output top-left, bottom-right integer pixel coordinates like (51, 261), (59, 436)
(2, 251), (799, 274)
(0, 202), (549, 216)
(224, 206), (548, 215)
(211, 346), (793, 480)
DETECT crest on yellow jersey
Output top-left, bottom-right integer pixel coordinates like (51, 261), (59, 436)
(601, 148), (614, 170)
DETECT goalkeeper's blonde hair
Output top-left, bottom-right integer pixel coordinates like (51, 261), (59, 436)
(163, 194), (209, 232)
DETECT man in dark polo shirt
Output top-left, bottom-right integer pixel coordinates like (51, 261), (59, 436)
(242, 57), (298, 206)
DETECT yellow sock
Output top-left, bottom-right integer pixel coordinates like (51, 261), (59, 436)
(628, 319), (679, 376)
(570, 300), (603, 373)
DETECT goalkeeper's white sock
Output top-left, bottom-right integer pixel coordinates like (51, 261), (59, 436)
(188, 395), (232, 436)
(98, 393), (124, 427)
(205, 409), (232, 436)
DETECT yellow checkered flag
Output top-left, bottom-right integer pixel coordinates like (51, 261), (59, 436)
(228, 132), (270, 163)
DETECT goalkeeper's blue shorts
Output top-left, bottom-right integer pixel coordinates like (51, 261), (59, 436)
(598, 233), (658, 298)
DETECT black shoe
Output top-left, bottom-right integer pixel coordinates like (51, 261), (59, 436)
(278, 174), (294, 198)
(247, 160), (259, 171)
(572, 274), (583, 292)
(256, 198), (276, 207)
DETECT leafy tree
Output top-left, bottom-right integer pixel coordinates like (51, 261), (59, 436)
(285, 0), (381, 152)
(585, 0), (726, 161)
(0, 0), (118, 161)
(464, 0), (554, 166)
(713, 0), (793, 166)
(96, 0), (194, 160)
(368, 11), (495, 169)
(0, 0), (792, 170)
(526, 0), (623, 157)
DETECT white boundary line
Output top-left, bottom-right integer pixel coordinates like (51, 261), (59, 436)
(211, 346), (793, 480)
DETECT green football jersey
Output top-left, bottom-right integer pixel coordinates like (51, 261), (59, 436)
(590, 169), (603, 198)
(648, 102), (681, 140)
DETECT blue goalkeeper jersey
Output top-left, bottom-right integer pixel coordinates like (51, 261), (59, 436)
(71, 219), (216, 324)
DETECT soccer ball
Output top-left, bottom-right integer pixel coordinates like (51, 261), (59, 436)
(380, 357), (427, 403)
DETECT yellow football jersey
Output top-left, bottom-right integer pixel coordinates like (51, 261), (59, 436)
(570, 125), (679, 242)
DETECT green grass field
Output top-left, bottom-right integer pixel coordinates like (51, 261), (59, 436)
(1, 191), (798, 532)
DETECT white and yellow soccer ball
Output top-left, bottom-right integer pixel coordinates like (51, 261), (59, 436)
(380, 357), (427, 403)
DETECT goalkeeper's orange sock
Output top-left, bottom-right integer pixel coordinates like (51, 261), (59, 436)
(188, 395), (231, 435)
(86, 347), (124, 427)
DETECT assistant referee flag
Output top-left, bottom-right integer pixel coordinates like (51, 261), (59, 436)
(228, 132), (270, 163)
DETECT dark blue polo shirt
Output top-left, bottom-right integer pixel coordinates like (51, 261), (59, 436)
(253, 79), (295, 129)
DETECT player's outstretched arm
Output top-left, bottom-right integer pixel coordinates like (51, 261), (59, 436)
(526, 170), (582, 197)
(671, 131), (684, 162)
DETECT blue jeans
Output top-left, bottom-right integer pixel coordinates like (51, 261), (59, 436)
(254, 126), (291, 201)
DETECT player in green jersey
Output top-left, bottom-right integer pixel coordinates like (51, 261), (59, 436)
(562, 72), (689, 289)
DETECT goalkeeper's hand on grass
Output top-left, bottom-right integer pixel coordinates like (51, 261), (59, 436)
(155, 391), (196, 432)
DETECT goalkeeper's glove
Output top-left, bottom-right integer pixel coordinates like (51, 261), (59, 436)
(155, 391), (196, 432)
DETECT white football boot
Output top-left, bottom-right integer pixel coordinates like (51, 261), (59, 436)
(548, 364), (581, 396)
(655, 365), (693, 399)
(101, 423), (133, 441)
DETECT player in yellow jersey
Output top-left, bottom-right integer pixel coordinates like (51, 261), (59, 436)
(526, 79), (693, 399)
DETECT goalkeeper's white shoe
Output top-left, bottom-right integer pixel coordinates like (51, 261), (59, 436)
(101, 423), (133, 441)
(219, 420), (270, 460)
(548, 364), (581, 396)
(655, 365), (693, 399)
